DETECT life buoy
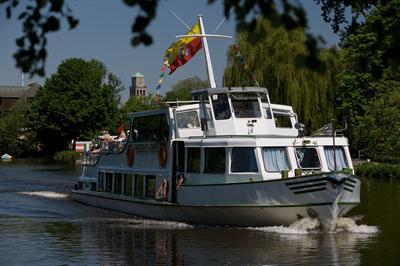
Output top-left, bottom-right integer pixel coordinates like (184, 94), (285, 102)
(158, 143), (168, 167)
(155, 178), (168, 201)
(126, 144), (134, 166)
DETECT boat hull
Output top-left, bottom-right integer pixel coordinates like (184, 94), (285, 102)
(72, 174), (360, 227)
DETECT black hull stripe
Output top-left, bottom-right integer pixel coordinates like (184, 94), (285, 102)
(344, 182), (355, 188)
(289, 182), (327, 190)
(286, 177), (326, 186)
(346, 178), (357, 184)
(293, 187), (326, 194)
(344, 187), (353, 192)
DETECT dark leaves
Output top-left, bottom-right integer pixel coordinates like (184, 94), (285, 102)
(1, 0), (79, 76)
(43, 16), (60, 32)
(67, 15), (79, 29)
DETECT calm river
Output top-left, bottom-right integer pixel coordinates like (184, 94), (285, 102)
(0, 159), (398, 265)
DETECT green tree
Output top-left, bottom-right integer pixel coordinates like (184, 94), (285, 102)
(336, 0), (400, 161)
(29, 58), (121, 152)
(120, 93), (165, 132)
(0, 99), (35, 156)
(164, 76), (208, 102)
(224, 19), (338, 132)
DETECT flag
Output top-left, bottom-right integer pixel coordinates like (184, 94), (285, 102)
(164, 20), (202, 74)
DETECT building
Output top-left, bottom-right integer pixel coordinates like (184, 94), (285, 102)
(129, 72), (147, 97)
(0, 83), (40, 111)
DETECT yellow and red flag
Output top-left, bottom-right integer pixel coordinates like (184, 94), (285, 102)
(164, 21), (202, 74)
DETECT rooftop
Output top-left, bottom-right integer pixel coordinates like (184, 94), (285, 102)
(132, 72), (144, 78)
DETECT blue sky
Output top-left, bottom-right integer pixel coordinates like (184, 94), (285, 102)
(0, 0), (339, 103)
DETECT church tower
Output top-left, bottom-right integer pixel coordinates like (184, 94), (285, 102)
(130, 72), (147, 97)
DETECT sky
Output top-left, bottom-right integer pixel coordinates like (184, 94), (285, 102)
(0, 0), (339, 103)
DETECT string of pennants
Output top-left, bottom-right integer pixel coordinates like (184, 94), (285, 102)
(155, 65), (167, 95)
(232, 45), (260, 87)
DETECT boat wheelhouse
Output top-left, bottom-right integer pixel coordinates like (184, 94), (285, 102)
(72, 15), (360, 227)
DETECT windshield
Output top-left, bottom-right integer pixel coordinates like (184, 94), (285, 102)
(231, 92), (261, 118)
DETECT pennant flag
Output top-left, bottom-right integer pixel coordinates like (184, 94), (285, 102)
(164, 20), (202, 74)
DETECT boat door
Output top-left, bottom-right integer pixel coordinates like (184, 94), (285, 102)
(171, 141), (184, 202)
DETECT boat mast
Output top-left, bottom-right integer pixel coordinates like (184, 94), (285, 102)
(198, 15), (216, 89)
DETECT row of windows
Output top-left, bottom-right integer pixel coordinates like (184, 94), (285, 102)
(132, 114), (169, 142)
(186, 146), (348, 174)
(97, 172), (156, 198)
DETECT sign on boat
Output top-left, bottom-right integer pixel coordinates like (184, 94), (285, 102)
(72, 15), (360, 227)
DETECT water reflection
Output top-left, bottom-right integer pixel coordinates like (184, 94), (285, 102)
(0, 160), (388, 265)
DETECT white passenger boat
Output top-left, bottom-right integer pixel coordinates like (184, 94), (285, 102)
(72, 15), (360, 227)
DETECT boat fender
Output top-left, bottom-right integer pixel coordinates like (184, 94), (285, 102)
(176, 174), (185, 191)
(126, 144), (134, 166)
(158, 143), (168, 167)
(155, 178), (168, 201)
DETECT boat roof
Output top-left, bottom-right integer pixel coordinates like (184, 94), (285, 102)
(191, 86), (269, 96)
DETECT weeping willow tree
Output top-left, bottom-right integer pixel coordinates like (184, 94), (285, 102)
(223, 19), (338, 132)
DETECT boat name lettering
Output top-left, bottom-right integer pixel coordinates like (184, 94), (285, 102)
(134, 143), (158, 152)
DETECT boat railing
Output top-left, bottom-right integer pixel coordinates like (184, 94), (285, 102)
(81, 151), (100, 166)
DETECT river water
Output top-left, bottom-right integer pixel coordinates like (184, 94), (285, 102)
(0, 159), (397, 265)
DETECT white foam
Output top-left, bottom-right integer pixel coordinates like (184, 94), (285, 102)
(252, 217), (321, 234)
(18, 191), (68, 199)
(330, 217), (379, 234)
(250, 217), (378, 235)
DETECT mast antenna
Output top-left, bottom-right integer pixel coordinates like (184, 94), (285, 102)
(169, 10), (191, 31)
(212, 8), (233, 33)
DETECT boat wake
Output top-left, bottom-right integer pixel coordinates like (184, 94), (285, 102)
(18, 191), (68, 199)
(251, 216), (378, 235)
(91, 217), (194, 229)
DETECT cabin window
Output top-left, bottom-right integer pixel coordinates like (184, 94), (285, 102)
(324, 146), (348, 171)
(274, 112), (292, 128)
(177, 111), (200, 128)
(231, 147), (258, 172)
(124, 174), (133, 195)
(211, 93), (231, 120)
(132, 114), (169, 142)
(262, 147), (291, 171)
(231, 92), (261, 118)
(187, 147), (200, 173)
(114, 173), (122, 194)
(97, 172), (105, 191)
(205, 148), (225, 173)
(260, 93), (272, 119)
(135, 175), (144, 196)
(105, 173), (113, 192)
(146, 176), (156, 197)
(295, 148), (321, 169)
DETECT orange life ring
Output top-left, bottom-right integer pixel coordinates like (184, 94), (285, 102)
(158, 143), (167, 167)
(126, 144), (134, 166)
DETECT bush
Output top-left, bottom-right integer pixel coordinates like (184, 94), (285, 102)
(355, 163), (400, 179)
(54, 150), (80, 162)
